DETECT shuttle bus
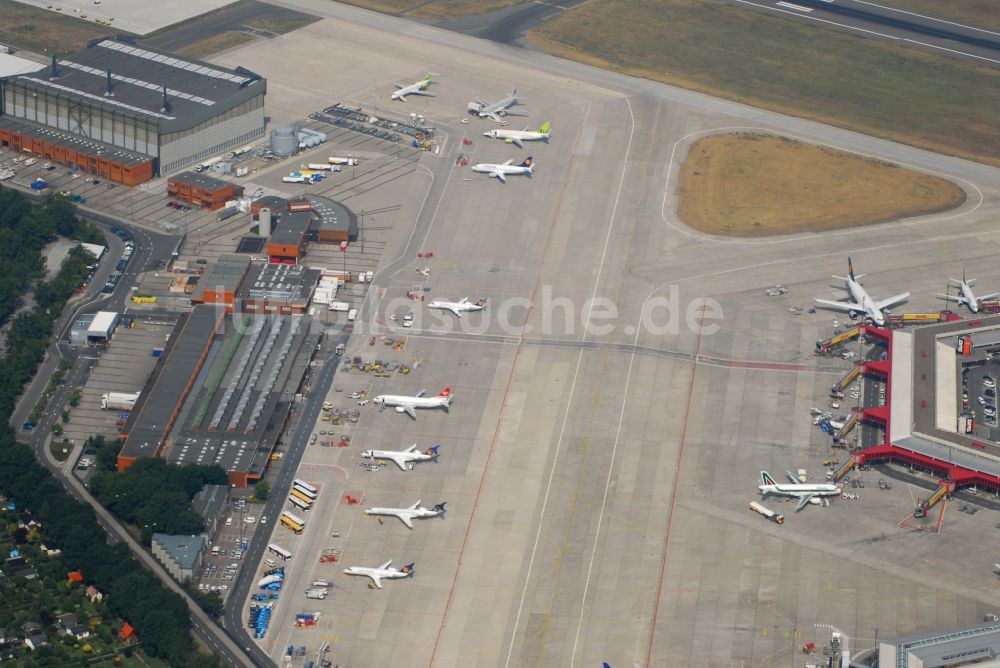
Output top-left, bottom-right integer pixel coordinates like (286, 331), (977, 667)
(267, 543), (292, 561)
(290, 487), (314, 506)
(288, 495), (312, 512)
(292, 479), (318, 500)
(279, 511), (305, 534)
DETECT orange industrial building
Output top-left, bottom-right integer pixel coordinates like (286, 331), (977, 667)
(167, 171), (244, 210)
(256, 194), (358, 263)
(189, 255), (251, 311)
(0, 118), (155, 185)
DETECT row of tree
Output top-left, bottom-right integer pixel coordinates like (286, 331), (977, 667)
(0, 194), (220, 666)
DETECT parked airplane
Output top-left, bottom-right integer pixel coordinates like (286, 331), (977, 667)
(759, 470), (841, 511)
(428, 297), (487, 317)
(373, 387), (452, 418)
(391, 73), (437, 102)
(939, 270), (998, 313)
(814, 257), (909, 327)
(467, 86), (523, 123)
(365, 500), (446, 529)
(361, 444), (440, 470)
(343, 560), (414, 589)
(471, 157), (534, 183)
(483, 121), (552, 148)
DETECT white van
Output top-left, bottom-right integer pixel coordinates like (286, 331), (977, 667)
(312, 579), (331, 587)
(264, 558), (276, 568)
(347, 308), (358, 322)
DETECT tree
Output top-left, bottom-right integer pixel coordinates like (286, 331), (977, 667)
(254, 480), (270, 501)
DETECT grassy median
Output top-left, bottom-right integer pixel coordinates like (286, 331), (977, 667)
(678, 133), (967, 237)
(332, 0), (526, 19)
(529, 0), (1000, 167)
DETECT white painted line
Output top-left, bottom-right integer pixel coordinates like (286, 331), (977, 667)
(503, 97), (636, 668)
(849, 0), (1000, 37)
(776, 1), (813, 12)
(733, 0), (900, 40)
(903, 38), (1000, 64)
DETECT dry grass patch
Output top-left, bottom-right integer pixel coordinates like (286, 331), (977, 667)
(176, 31), (257, 59)
(331, 0), (526, 19)
(245, 16), (319, 34)
(0, 0), (134, 55)
(678, 133), (966, 237)
(528, 0), (1000, 167)
(874, 0), (1000, 32)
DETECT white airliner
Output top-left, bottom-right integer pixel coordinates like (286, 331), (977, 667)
(471, 157), (534, 183)
(483, 121), (551, 148)
(373, 387), (452, 418)
(361, 444), (440, 471)
(343, 560), (414, 589)
(365, 500), (446, 529)
(467, 87), (523, 123)
(391, 73), (437, 102)
(428, 297), (487, 317)
(759, 471), (841, 511)
(814, 257), (909, 327)
(939, 271), (998, 313)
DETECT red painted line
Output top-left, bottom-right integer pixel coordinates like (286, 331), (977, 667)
(427, 135), (581, 667)
(645, 309), (705, 665)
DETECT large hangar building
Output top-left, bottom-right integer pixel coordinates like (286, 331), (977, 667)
(0, 36), (266, 183)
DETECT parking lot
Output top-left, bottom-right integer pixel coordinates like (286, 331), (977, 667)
(199, 495), (269, 600)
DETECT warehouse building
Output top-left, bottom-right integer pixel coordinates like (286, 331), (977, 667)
(241, 263), (320, 315)
(151, 533), (205, 582)
(267, 210), (311, 264)
(70, 311), (119, 346)
(0, 36), (266, 183)
(119, 305), (320, 486)
(167, 171), (244, 210)
(189, 254), (251, 311)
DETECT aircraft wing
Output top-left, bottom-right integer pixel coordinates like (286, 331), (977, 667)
(379, 560), (392, 570)
(510, 137), (524, 149)
(402, 404), (417, 419)
(388, 455), (408, 471)
(447, 305), (461, 317)
(400, 514), (414, 529)
(370, 575), (383, 589)
(814, 298), (862, 312)
(415, 390), (426, 398)
(937, 293), (961, 303)
(785, 470), (799, 484)
(409, 89), (434, 98)
(493, 170), (507, 183)
(874, 291), (909, 311)
(979, 293), (1000, 302)
(795, 494), (814, 512)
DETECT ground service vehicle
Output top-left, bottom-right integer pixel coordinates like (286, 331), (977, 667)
(100, 391), (140, 410)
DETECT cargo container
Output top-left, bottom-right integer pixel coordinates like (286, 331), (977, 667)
(100, 391), (140, 411)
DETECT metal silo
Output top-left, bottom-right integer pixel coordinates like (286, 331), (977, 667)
(270, 126), (298, 156)
(258, 208), (272, 234)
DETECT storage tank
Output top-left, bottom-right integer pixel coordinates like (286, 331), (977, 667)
(270, 125), (298, 156)
(258, 208), (272, 234)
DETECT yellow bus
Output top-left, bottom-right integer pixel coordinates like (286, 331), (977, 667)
(279, 511), (304, 534)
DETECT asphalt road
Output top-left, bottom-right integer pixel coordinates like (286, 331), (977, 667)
(221, 330), (350, 667)
(728, 0), (1000, 65)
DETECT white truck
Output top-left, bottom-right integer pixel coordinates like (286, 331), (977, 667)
(194, 156), (223, 173)
(328, 157), (358, 166)
(305, 588), (329, 600)
(347, 308), (358, 322)
(328, 301), (350, 312)
(100, 391), (140, 411)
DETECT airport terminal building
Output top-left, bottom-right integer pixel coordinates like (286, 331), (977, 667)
(0, 36), (266, 183)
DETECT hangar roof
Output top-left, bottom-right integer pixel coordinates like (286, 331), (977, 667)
(6, 36), (264, 131)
